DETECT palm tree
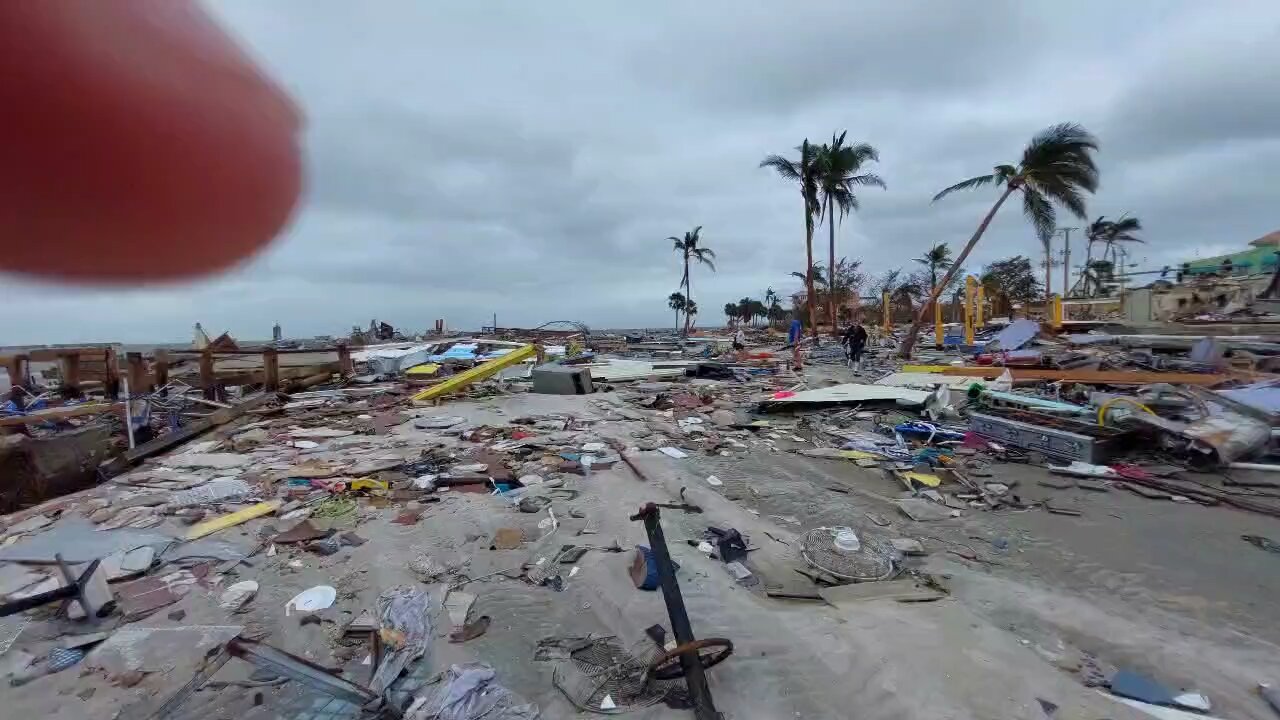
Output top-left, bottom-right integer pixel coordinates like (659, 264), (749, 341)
(1100, 214), (1142, 266)
(723, 302), (738, 327)
(666, 226), (716, 336)
(816, 132), (885, 335)
(898, 123), (1100, 357)
(791, 263), (828, 289)
(761, 139), (823, 339)
(667, 292), (687, 334)
(913, 243), (954, 291)
(685, 300), (699, 330)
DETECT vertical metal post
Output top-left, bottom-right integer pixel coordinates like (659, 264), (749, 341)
(121, 376), (135, 450)
(1061, 227), (1072, 297)
(882, 290), (891, 334)
(633, 504), (719, 720)
(933, 298), (943, 348)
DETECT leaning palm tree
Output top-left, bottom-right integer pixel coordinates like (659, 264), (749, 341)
(898, 123), (1100, 357)
(816, 132), (885, 335)
(667, 292), (687, 334)
(761, 140), (823, 339)
(666, 226), (716, 336)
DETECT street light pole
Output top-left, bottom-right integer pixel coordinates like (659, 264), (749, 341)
(1055, 226), (1078, 297)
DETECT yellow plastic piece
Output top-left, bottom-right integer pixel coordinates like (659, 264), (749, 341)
(411, 345), (536, 402)
(1096, 397), (1155, 427)
(405, 363), (440, 376)
(186, 500), (281, 540)
(964, 276), (977, 345)
(975, 285), (985, 330)
(1052, 293), (1064, 329)
(901, 471), (941, 488)
(350, 478), (389, 491)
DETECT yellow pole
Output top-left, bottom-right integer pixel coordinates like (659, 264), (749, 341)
(882, 291), (891, 334)
(934, 298), (943, 348)
(964, 276), (976, 345)
(1052, 294), (1064, 329)
(975, 285), (985, 330)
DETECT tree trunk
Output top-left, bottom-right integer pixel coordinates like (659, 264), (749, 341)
(675, 309), (680, 333)
(898, 185), (1016, 358)
(827, 203), (838, 337)
(805, 214), (817, 341)
(681, 254), (691, 336)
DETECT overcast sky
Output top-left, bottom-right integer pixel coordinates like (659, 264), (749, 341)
(5, 0), (1279, 344)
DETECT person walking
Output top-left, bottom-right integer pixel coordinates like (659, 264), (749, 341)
(841, 319), (868, 371)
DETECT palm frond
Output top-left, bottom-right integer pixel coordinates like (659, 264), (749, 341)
(849, 173), (886, 189)
(932, 173), (997, 202)
(1022, 188), (1056, 244)
(759, 155), (801, 180)
(1021, 123), (1100, 194)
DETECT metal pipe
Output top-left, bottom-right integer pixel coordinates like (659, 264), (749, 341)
(122, 376), (135, 450)
(631, 503), (720, 720)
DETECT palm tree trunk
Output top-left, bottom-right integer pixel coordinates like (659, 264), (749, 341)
(681, 254), (691, 336)
(898, 185), (1016, 358)
(827, 204), (838, 337)
(805, 216), (817, 341)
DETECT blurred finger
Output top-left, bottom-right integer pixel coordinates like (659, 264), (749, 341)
(0, 0), (302, 281)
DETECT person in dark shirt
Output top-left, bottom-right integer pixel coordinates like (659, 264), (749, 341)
(841, 320), (868, 371)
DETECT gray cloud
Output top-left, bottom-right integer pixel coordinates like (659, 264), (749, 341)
(3, 0), (1279, 344)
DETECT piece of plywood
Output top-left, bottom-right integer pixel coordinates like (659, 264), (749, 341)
(763, 383), (931, 406)
(410, 344), (535, 402)
(818, 579), (945, 606)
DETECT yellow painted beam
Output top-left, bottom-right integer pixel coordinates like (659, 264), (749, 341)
(410, 344), (536, 402)
(186, 500), (281, 540)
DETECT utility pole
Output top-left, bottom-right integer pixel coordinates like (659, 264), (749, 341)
(1055, 227), (1078, 298)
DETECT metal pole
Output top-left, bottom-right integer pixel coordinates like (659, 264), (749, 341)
(632, 503), (719, 720)
(1062, 228), (1071, 296)
(122, 376), (135, 450)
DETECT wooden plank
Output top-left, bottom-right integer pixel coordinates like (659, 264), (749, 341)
(263, 349), (280, 391)
(127, 352), (152, 394)
(199, 349), (215, 400)
(153, 350), (169, 394)
(337, 343), (353, 376)
(24, 347), (110, 363)
(410, 345), (535, 402)
(103, 392), (276, 473)
(60, 352), (82, 399)
(936, 366), (1228, 386)
(0, 402), (124, 427)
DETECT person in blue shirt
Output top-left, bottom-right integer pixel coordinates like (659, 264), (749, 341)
(788, 318), (802, 345)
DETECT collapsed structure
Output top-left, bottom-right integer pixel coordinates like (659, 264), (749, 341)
(1, 317), (1280, 718)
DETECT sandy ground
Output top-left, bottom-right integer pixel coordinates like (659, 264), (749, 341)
(2, 372), (1279, 719)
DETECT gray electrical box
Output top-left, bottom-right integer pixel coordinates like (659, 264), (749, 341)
(531, 364), (594, 395)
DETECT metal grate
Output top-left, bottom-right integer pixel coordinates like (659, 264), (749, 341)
(799, 527), (897, 582)
(552, 636), (675, 713)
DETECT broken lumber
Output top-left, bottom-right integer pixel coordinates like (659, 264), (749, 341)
(101, 392), (277, 475)
(0, 403), (124, 427)
(411, 345), (535, 402)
